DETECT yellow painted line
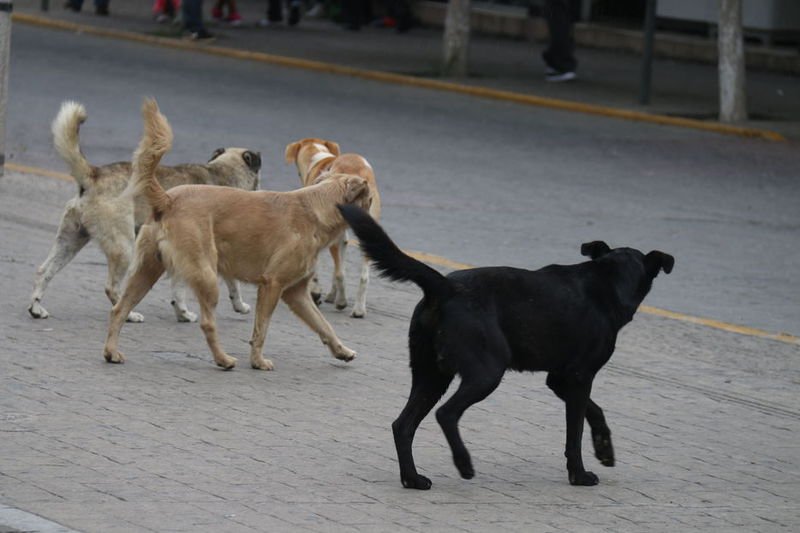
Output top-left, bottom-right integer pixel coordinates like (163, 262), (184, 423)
(12, 12), (786, 142)
(639, 305), (800, 345)
(5, 162), (73, 182)
(406, 250), (473, 271)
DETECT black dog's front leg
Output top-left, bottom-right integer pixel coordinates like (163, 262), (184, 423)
(586, 399), (615, 467)
(548, 373), (599, 486)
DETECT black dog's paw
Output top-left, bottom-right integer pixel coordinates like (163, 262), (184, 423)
(454, 455), (474, 479)
(401, 474), (432, 490)
(569, 470), (599, 486)
(592, 431), (615, 467)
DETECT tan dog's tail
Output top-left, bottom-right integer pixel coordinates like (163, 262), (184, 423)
(131, 98), (173, 219)
(52, 101), (94, 192)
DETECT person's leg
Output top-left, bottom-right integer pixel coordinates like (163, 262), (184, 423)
(341, 0), (360, 30)
(182, 0), (204, 32)
(542, 0), (577, 75)
(267, 0), (282, 21)
(65, 0), (84, 12)
(288, 0), (302, 26)
(211, 0), (224, 20)
(226, 0), (242, 24)
(93, 0), (110, 15)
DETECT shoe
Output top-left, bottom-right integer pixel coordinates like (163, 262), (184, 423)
(95, 5), (109, 16)
(211, 6), (223, 21)
(306, 3), (324, 18)
(188, 29), (215, 41)
(226, 12), (243, 26)
(257, 18), (271, 27)
(63, 1), (80, 12)
(288, 1), (301, 26)
(545, 70), (577, 82)
(154, 12), (171, 24)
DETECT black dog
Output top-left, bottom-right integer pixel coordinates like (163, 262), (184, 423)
(338, 205), (674, 489)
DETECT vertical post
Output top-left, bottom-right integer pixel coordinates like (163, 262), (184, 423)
(639, 0), (656, 105)
(719, 0), (747, 123)
(0, 0), (12, 177)
(442, 0), (471, 77)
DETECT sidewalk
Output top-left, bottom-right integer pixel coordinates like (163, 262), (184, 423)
(12, 0), (800, 140)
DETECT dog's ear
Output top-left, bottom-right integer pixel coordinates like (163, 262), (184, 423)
(208, 147), (226, 163)
(325, 141), (341, 156)
(581, 241), (611, 260)
(242, 151), (261, 172)
(645, 251), (674, 276)
(285, 141), (302, 164)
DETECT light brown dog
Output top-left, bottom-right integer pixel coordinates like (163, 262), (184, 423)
(103, 100), (369, 370)
(285, 138), (381, 318)
(29, 101), (261, 323)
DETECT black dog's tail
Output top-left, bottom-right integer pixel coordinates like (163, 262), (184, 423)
(338, 205), (452, 301)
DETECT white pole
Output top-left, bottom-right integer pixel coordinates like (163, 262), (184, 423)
(0, 0), (11, 177)
(719, 0), (747, 123)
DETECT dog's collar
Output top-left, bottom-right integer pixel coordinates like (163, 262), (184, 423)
(307, 151), (336, 174)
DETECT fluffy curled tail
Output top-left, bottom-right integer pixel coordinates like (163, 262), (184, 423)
(337, 204), (452, 301)
(52, 101), (93, 191)
(131, 98), (173, 219)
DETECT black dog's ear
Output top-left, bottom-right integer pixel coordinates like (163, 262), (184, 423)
(242, 150), (261, 172)
(581, 241), (611, 260)
(645, 251), (674, 275)
(208, 147), (226, 162)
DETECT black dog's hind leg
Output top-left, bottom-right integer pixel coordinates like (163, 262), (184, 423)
(393, 366), (453, 490)
(546, 373), (615, 469)
(546, 373), (599, 486)
(436, 362), (504, 481)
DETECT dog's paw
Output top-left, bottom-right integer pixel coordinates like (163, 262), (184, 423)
(215, 355), (238, 370)
(569, 470), (599, 486)
(232, 300), (251, 314)
(176, 310), (198, 323)
(333, 347), (356, 362)
(126, 311), (145, 323)
(28, 301), (49, 319)
(401, 474), (432, 490)
(324, 290), (337, 304)
(250, 357), (273, 371)
(592, 431), (615, 467)
(350, 308), (365, 318)
(311, 291), (323, 306)
(104, 349), (125, 364)
(454, 454), (475, 479)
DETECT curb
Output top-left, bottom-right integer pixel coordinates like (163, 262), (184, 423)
(11, 12), (786, 142)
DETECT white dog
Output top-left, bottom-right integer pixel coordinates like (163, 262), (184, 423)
(29, 101), (261, 322)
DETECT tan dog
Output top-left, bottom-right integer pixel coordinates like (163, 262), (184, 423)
(103, 99), (369, 370)
(29, 101), (261, 323)
(285, 138), (381, 318)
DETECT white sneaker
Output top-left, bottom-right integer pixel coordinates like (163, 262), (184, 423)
(545, 70), (577, 82)
(307, 3), (323, 17)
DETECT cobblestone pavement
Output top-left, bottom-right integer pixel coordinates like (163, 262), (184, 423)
(1, 173), (798, 532)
